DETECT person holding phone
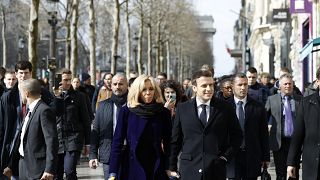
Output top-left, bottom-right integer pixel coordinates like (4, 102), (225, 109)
(160, 80), (184, 119)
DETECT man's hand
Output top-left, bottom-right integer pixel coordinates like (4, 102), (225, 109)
(3, 167), (12, 177)
(287, 166), (296, 178)
(89, 159), (99, 169)
(166, 170), (180, 178)
(40, 172), (54, 180)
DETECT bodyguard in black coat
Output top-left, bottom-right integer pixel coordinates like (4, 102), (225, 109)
(9, 79), (58, 179)
(167, 70), (243, 180)
(287, 88), (320, 180)
(226, 73), (270, 179)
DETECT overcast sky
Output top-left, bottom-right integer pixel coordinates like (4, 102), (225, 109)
(194, 0), (241, 77)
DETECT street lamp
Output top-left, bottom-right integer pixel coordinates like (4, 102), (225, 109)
(47, 0), (59, 91)
(133, 33), (139, 72)
(18, 37), (25, 61)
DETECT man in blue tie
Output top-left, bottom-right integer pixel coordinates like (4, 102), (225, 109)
(227, 73), (270, 180)
(265, 73), (302, 180)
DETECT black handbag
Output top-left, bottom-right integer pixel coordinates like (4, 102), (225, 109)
(261, 168), (271, 180)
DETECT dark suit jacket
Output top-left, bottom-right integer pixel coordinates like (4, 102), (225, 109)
(227, 96), (270, 178)
(15, 100), (58, 179)
(168, 98), (243, 180)
(287, 92), (320, 180)
(0, 83), (52, 174)
(265, 93), (302, 151)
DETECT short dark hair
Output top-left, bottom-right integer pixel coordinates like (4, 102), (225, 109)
(15, 61), (32, 72)
(191, 70), (213, 85)
(58, 68), (72, 75)
(128, 77), (137, 87)
(160, 80), (183, 105)
(247, 67), (257, 74)
(0, 67), (6, 79)
(232, 73), (247, 83)
(21, 78), (41, 96)
(157, 72), (167, 79)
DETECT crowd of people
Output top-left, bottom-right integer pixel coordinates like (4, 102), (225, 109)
(0, 61), (319, 180)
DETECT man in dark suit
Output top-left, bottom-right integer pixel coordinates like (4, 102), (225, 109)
(167, 70), (243, 180)
(13, 78), (58, 180)
(89, 73), (128, 179)
(226, 73), (270, 180)
(287, 67), (320, 180)
(0, 61), (53, 180)
(52, 69), (91, 180)
(265, 74), (302, 180)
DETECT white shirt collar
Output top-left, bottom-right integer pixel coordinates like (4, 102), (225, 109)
(196, 97), (211, 107)
(234, 96), (247, 105)
(28, 98), (41, 113)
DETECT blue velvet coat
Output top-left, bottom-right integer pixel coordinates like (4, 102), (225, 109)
(109, 105), (172, 180)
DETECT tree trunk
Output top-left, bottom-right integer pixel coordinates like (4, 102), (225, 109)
(147, 24), (152, 76)
(125, 0), (131, 79)
(65, 0), (73, 69)
(111, 0), (120, 74)
(137, 3), (143, 75)
(70, 0), (79, 76)
(1, 6), (7, 68)
(166, 40), (170, 79)
(89, 0), (96, 85)
(156, 20), (160, 74)
(28, 0), (40, 78)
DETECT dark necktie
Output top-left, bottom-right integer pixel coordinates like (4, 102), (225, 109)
(199, 104), (207, 126)
(237, 101), (245, 131)
(284, 96), (293, 136)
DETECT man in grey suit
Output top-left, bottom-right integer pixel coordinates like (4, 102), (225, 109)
(265, 74), (302, 180)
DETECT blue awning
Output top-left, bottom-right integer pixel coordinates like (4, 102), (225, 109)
(299, 37), (320, 61)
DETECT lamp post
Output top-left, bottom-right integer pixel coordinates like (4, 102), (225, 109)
(18, 37), (25, 61)
(47, 0), (59, 91)
(133, 33), (139, 72)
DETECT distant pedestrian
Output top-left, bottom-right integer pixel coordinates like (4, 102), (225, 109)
(92, 73), (113, 112)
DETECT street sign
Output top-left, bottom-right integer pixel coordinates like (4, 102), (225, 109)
(272, 9), (290, 22)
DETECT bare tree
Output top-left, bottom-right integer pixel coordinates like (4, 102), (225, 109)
(70, 0), (79, 76)
(29, 0), (40, 77)
(64, 0), (73, 69)
(0, 4), (7, 67)
(110, 0), (120, 74)
(88, 0), (96, 85)
(125, 0), (131, 78)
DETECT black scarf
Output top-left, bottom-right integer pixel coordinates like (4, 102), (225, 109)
(110, 91), (128, 108)
(129, 102), (163, 117)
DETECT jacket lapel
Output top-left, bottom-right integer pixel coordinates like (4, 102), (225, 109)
(189, 98), (204, 128)
(23, 100), (42, 140)
(205, 98), (219, 128)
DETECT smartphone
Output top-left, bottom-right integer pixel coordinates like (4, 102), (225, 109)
(169, 93), (176, 100)
(54, 73), (62, 90)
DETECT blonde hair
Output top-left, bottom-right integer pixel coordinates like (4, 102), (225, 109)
(127, 74), (164, 108)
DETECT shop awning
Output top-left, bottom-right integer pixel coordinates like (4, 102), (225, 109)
(299, 37), (320, 61)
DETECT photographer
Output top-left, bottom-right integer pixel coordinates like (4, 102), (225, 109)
(52, 69), (91, 180)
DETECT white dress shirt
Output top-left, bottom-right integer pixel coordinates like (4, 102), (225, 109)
(19, 98), (41, 157)
(196, 98), (211, 122)
(233, 96), (247, 119)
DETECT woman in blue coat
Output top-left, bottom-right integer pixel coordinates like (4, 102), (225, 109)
(108, 74), (172, 180)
